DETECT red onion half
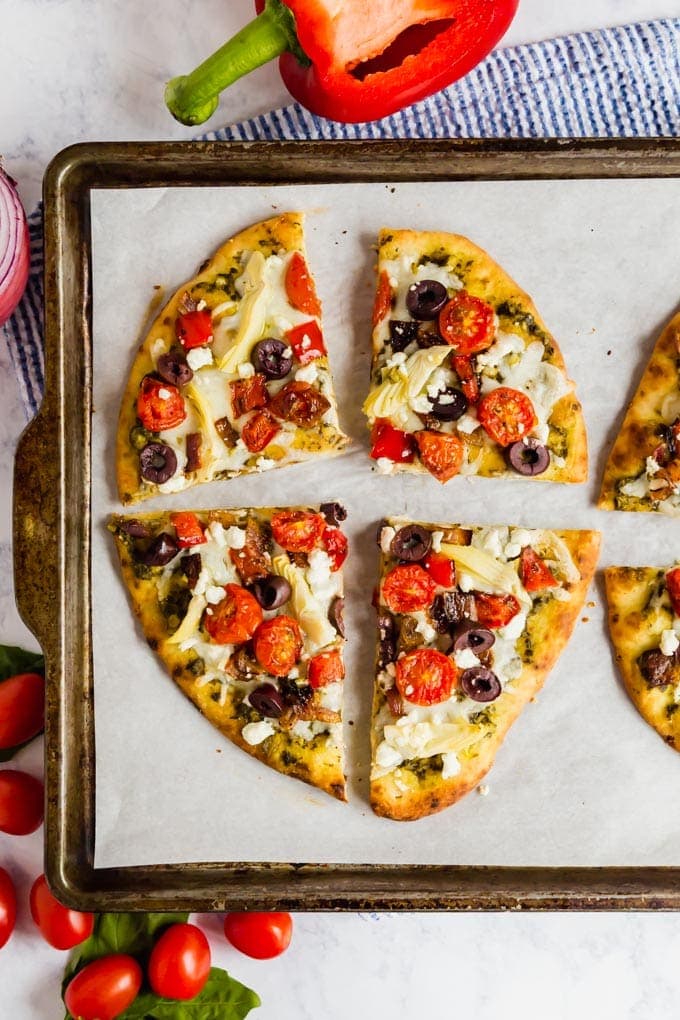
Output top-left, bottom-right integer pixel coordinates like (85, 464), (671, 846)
(0, 166), (30, 327)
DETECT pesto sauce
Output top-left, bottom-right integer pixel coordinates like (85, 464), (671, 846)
(404, 754), (443, 780)
(496, 300), (549, 343)
(469, 708), (496, 729)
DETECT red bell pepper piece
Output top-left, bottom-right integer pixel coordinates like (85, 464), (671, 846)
(370, 419), (416, 463)
(170, 512), (206, 548)
(286, 320), (327, 365)
(166, 0), (519, 126)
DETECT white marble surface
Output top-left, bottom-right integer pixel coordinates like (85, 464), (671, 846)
(1, 1), (680, 1017)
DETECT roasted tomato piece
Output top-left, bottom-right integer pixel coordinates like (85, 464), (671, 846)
(137, 376), (186, 432)
(474, 592), (521, 629)
(452, 354), (480, 405)
(204, 584), (263, 644)
(308, 649), (344, 688)
(372, 270), (393, 327)
(175, 308), (213, 350)
(271, 510), (326, 553)
(667, 567), (680, 616)
(478, 387), (538, 447)
(519, 547), (558, 592)
(241, 410), (280, 453)
(438, 291), (495, 355)
(269, 381), (330, 425)
(414, 430), (465, 483)
(230, 373), (269, 418)
(253, 615), (303, 676)
(323, 527), (348, 571)
(396, 648), (458, 706)
(423, 552), (456, 587)
(230, 518), (271, 583)
(170, 511), (206, 548)
(370, 419), (416, 463)
(285, 252), (321, 317)
(285, 321), (327, 365)
(382, 564), (437, 613)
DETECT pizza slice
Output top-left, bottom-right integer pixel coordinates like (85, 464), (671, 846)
(599, 312), (680, 515)
(370, 517), (600, 820)
(364, 229), (587, 484)
(605, 563), (680, 750)
(108, 504), (348, 800)
(117, 213), (348, 505)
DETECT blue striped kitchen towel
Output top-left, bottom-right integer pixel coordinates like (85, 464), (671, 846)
(4, 17), (679, 418)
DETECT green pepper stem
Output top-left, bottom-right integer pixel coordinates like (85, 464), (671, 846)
(165, 2), (297, 126)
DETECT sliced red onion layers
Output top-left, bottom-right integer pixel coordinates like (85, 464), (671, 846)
(0, 165), (30, 327)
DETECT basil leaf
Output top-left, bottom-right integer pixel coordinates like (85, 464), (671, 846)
(0, 644), (44, 683)
(118, 969), (261, 1019)
(0, 643), (45, 761)
(63, 912), (190, 990)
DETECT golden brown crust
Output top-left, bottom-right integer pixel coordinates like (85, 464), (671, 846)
(109, 508), (346, 801)
(604, 565), (680, 751)
(117, 213), (348, 505)
(599, 313), (680, 513)
(368, 229), (587, 485)
(370, 524), (601, 820)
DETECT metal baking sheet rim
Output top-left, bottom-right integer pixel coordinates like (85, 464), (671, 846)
(14, 137), (680, 911)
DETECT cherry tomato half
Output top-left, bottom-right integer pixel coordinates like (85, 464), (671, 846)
(285, 320), (327, 365)
(224, 911), (293, 960)
(478, 387), (537, 448)
(230, 374), (269, 419)
(519, 547), (558, 592)
(396, 649), (458, 706)
(667, 567), (680, 616)
(204, 585), (263, 645)
(285, 252), (321, 318)
(269, 381), (330, 426)
(369, 419), (416, 464)
(175, 308), (213, 350)
(0, 868), (16, 950)
(253, 616), (303, 677)
(414, 430), (465, 483)
(0, 671), (44, 749)
(0, 770), (44, 835)
(64, 955), (143, 1020)
(323, 527), (348, 572)
(137, 376), (186, 432)
(171, 511), (206, 548)
(474, 592), (521, 629)
(241, 410), (281, 453)
(271, 510), (326, 553)
(438, 291), (495, 355)
(372, 270), (393, 328)
(308, 650), (345, 689)
(30, 874), (94, 950)
(148, 923), (211, 1001)
(382, 564), (437, 614)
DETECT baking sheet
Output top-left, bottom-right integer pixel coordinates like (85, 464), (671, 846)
(91, 178), (680, 868)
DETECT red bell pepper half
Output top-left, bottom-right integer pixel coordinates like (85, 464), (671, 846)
(165, 0), (519, 126)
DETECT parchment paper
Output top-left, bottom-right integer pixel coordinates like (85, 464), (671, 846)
(91, 177), (680, 868)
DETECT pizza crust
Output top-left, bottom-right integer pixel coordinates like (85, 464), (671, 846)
(604, 566), (680, 751)
(370, 525), (601, 821)
(599, 312), (680, 513)
(109, 508), (347, 801)
(117, 213), (348, 505)
(367, 229), (588, 485)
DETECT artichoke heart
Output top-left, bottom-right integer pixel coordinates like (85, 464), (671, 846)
(363, 346), (452, 420)
(440, 542), (528, 603)
(219, 251), (268, 373)
(165, 593), (207, 645)
(271, 554), (336, 650)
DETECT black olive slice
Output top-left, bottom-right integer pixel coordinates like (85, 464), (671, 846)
(251, 338), (293, 380)
(139, 443), (178, 484)
(156, 351), (193, 387)
(118, 518), (151, 538)
(452, 621), (495, 654)
(140, 532), (179, 567)
(389, 320), (419, 352)
(390, 524), (432, 562)
(406, 280), (448, 321)
(250, 575), (291, 611)
(507, 439), (550, 476)
(249, 683), (285, 719)
(320, 502), (347, 527)
(329, 596), (345, 638)
(639, 648), (675, 687)
(429, 387), (468, 421)
(460, 667), (501, 703)
(377, 613), (397, 668)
